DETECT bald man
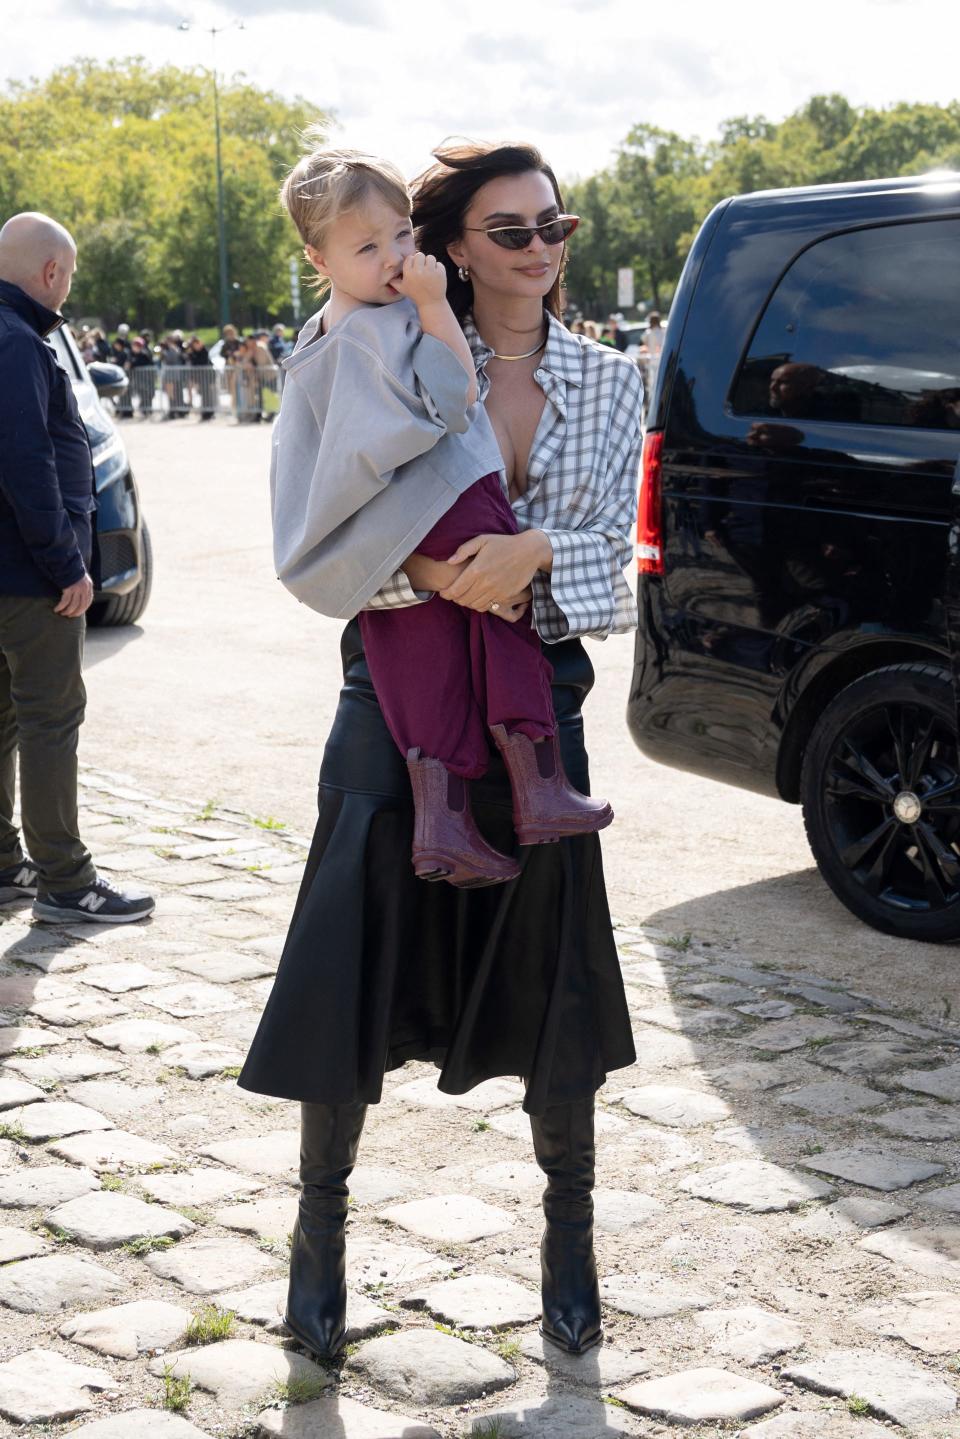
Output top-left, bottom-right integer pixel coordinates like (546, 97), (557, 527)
(0, 212), (154, 923)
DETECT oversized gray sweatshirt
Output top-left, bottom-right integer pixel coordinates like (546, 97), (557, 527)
(270, 297), (504, 619)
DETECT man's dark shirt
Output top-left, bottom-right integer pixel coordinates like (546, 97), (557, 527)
(0, 279), (95, 597)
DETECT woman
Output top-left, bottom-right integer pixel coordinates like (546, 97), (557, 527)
(128, 335), (157, 417)
(110, 335), (133, 419)
(239, 140), (643, 1361)
(159, 333), (186, 419)
(185, 335), (216, 420)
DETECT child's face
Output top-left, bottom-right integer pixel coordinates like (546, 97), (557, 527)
(306, 193), (415, 307)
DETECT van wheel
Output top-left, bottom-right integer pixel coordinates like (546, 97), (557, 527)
(801, 663), (960, 942)
(88, 522), (153, 628)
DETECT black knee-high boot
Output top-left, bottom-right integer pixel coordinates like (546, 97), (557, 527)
(285, 1099), (367, 1358)
(529, 1096), (603, 1354)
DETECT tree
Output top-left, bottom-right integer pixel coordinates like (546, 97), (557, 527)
(564, 172), (624, 318)
(565, 95), (960, 316)
(0, 59), (330, 327)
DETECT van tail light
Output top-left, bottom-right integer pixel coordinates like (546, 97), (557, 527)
(637, 430), (664, 575)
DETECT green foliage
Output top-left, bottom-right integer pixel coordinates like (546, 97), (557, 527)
(564, 93), (960, 316)
(185, 1305), (235, 1345)
(252, 815), (286, 831)
(268, 1373), (330, 1405)
(159, 1365), (192, 1412)
(124, 1234), (175, 1256)
(0, 58), (331, 328)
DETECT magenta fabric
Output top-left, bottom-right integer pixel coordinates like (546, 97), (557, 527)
(359, 473), (555, 779)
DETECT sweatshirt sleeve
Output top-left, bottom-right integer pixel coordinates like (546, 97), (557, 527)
(271, 333), (454, 599)
(411, 333), (472, 435)
(0, 336), (87, 589)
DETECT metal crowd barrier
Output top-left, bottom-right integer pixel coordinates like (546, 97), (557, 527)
(115, 365), (282, 421)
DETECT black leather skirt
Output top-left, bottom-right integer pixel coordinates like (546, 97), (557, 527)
(238, 620), (636, 1115)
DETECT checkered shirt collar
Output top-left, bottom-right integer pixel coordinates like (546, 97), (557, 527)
(463, 310), (584, 388)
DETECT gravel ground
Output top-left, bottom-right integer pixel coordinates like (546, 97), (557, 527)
(0, 771), (959, 1436)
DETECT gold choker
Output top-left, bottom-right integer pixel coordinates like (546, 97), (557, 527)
(488, 330), (547, 361)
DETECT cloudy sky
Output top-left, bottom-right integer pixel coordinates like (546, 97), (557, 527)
(6, 0), (958, 181)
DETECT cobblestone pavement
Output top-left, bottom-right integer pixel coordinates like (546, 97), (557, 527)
(2, 768), (960, 1437)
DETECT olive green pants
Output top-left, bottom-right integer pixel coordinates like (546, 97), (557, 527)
(0, 594), (95, 895)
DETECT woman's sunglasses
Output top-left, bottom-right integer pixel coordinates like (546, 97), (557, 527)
(463, 215), (579, 251)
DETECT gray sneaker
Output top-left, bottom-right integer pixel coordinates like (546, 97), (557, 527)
(33, 874), (155, 925)
(0, 859), (39, 903)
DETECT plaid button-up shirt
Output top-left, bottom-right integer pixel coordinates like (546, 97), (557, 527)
(366, 311), (644, 642)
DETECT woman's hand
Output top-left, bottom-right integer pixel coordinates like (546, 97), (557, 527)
(439, 530), (552, 612)
(493, 588), (532, 623)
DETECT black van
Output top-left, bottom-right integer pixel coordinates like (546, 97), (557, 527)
(627, 173), (960, 943)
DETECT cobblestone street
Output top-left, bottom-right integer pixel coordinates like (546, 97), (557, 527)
(2, 767), (960, 1435)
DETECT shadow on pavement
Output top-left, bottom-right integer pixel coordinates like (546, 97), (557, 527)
(646, 864), (960, 1005)
(83, 623), (145, 669)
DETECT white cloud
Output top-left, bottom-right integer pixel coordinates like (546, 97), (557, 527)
(3, 0), (958, 182)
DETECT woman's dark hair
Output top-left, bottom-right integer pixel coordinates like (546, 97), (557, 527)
(411, 140), (567, 322)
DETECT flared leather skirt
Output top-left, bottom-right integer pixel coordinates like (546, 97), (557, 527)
(238, 620), (636, 1115)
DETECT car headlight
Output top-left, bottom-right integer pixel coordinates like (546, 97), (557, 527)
(91, 435), (128, 490)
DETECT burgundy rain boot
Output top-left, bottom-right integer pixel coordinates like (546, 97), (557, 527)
(406, 748), (521, 888)
(489, 725), (613, 845)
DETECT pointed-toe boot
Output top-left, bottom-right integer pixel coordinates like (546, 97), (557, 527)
(284, 1099), (367, 1359)
(406, 748), (521, 887)
(489, 725), (613, 845)
(530, 1096), (603, 1355)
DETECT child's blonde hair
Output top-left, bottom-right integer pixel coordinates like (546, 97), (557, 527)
(280, 130), (411, 252)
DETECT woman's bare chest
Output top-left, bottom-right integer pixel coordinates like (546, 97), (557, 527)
(484, 372), (547, 501)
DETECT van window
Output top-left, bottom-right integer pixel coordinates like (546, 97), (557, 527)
(732, 218), (960, 431)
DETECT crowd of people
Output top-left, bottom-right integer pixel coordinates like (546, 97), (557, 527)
(70, 310), (663, 423)
(70, 320), (295, 421)
(570, 310), (665, 408)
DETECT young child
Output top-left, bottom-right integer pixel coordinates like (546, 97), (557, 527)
(270, 143), (612, 887)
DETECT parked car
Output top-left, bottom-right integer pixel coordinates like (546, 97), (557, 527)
(619, 320), (666, 358)
(47, 324), (152, 626)
(627, 173), (960, 942)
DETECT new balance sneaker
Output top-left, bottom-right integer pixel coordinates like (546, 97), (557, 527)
(33, 875), (155, 925)
(0, 858), (39, 903)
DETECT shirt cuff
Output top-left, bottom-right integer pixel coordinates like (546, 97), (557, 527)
(535, 527), (617, 635)
(363, 568), (435, 610)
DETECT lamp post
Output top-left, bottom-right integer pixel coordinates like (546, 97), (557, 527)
(178, 20), (243, 331)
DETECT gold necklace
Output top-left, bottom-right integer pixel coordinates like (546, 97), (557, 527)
(488, 327), (548, 361)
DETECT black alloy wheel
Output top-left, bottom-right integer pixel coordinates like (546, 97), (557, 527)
(801, 663), (960, 942)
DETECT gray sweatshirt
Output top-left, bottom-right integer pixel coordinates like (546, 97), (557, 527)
(270, 297), (504, 619)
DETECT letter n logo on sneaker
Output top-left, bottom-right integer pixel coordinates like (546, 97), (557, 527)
(78, 891), (107, 913)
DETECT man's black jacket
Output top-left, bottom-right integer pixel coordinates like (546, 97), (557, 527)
(0, 279), (95, 596)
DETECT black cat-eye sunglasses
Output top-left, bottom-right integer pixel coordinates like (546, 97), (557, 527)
(462, 215), (580, 251)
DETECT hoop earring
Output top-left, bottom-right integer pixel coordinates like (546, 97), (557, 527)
(457, 266), (470, 282)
